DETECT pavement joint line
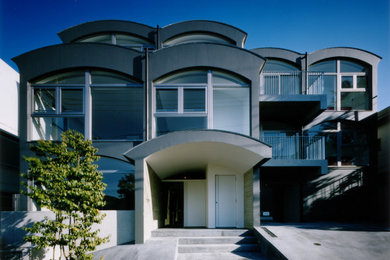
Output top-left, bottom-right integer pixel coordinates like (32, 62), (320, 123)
(261, 227), (277, 237)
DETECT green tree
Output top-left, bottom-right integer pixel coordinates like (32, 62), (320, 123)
(21, 130), (109, 259)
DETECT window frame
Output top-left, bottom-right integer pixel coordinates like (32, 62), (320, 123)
(152, 70), (249, 137)
(311, 59), (369, 111)
(77, 32), (155, 51)
(29, 70), (143, 141)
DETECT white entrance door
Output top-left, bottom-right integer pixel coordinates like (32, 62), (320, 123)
(184, 181), (206, 227)
(215, 175), (236, 227)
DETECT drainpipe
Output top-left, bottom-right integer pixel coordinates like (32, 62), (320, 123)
(144, 48), (149, 140)
(304, 52), (308, 94)
(156, 25), (161, 49)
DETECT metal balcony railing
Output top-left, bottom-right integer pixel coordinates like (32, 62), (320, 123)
(260, 135), (325, 160)
(260, 71), (324, 95)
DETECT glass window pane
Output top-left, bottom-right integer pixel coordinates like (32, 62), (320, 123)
(156, 89), (178, 112)
(34, 71), (85, 84)
(61, 89), (83, 112)
(102, 173), (135, 210)
(163, 33), (233, 46)
(78, 34), (112, 44)
(341, 92), (369, 110)
(156, 117), (207, 136)
(116, 34), (152, 45)
(340, 60), (367, 73)
(212, 71), (248, 85)
(310, 60), (337, 73)
(32, 117), (84, 140)
(264, 60), (299, 72)
(324, 75), (336, 109)
(156, 70), (207, 84)
(341, 76), (353, 88)
(34, 88), (56, 112)
(184, 89), (205, 112)
(91, 70), (138, 84)
(213, 88), (249, 135)
(357, 76), (367, 89)
(92, 88), (143, 140)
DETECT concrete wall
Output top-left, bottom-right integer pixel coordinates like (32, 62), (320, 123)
(0, 59), (19, 136)
(0, 59), (20, 211)
(141, 162), (160, 242)
(184, 181), (206, 227)
(0, 210), (134, 259)
(244, 169), (253, 228)
(206, 163), (244, 228)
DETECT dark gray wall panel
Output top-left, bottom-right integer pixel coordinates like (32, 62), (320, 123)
(58, 20), (155, 43)
(13, 43), (144, 81)
(160, 20), (247, 47)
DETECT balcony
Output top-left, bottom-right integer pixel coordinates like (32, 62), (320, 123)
(259, 71), (327, 126)
(260, 71), (324, 95)
(260, 135), (327, 173)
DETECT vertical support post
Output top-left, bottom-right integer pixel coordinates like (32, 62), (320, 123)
(253, 166), (261, 226)
(134, 159), (145, 244)
(84, 71), (92, 140)
(144, 48), (149, 140)
(207, 70), (213, 129)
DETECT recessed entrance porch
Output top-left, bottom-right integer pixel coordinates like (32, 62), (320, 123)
(124, 130), (271, 243)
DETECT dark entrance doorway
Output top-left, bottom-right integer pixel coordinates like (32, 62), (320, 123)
(162, 182), (184, 227)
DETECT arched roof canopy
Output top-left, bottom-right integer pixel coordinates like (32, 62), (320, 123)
(148, 43), (265, 82)
(160, 20), (247, 48)
(58, 20), (155, 44)
(124, 130), (271, 178)
(12, 43), (144, 82)
(251, 48), (303, 68)
(308, 47), (381, 67)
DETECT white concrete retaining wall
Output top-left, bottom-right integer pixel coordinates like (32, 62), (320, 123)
(0, 210), (134, 259)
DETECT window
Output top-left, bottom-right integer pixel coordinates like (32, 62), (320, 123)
(30, 70), (143, 141)
(163, 32), (234, 47)
(310, 59), (370, 110)
(213, 71), (249, 134)
(261, 60), (301, 95)
(31, 71), (85, 140)
(76, 33), (154, 51)
(97, 157), (135, 210)
(308, 120), (369, 166)
(90, 70), (143, 140)
(153, 70), (249, 136)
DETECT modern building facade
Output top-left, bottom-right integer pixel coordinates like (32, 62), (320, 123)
(10, 20), (382, 245)
(0, 59), (19, 211)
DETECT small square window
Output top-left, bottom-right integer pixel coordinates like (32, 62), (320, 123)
(61, 89), (83, 112)
(341, 76), (353, 89)
(357, 76), (367, 89)
(184, 89), (205, 112)
(34, 88), (56, 112)
(156, 89), (178, 112)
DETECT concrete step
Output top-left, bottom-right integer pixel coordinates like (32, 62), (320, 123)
(177, 252), (267, 260)
(151, 228), (252, 237)
(178, 243), (260, 253)
(179, 236), (257, 245)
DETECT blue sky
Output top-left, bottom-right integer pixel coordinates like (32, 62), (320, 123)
(1, 0), (389, 110)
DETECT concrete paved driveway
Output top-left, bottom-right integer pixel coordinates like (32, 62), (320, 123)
(256, 222), (390, 260)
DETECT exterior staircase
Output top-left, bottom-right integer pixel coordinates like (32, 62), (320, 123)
(151, 229), (266, 260)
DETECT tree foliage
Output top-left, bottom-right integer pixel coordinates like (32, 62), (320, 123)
(21, 130), (109, 259)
